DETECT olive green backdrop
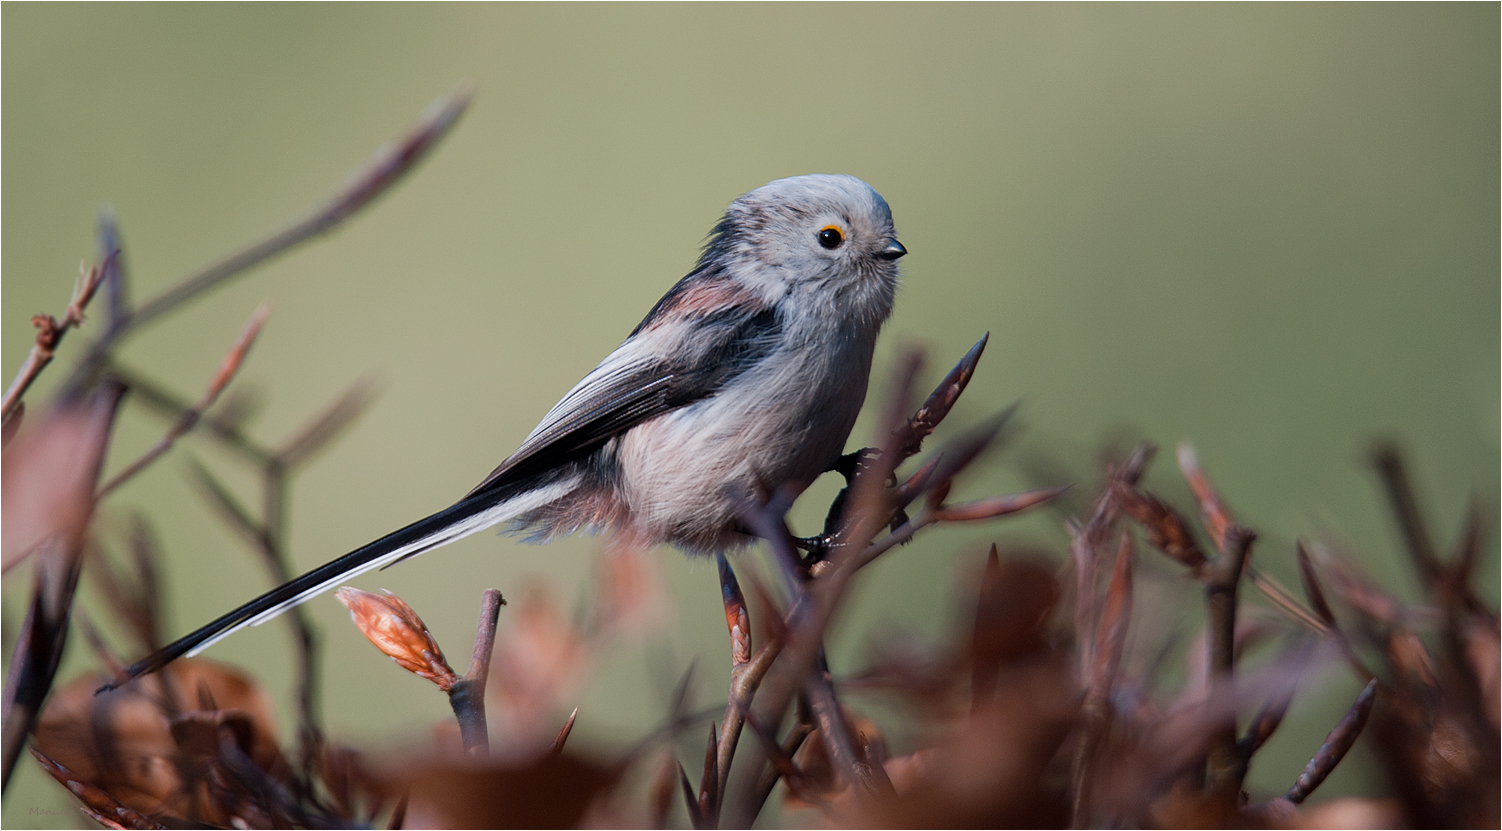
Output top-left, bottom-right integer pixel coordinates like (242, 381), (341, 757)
(4, 4), (1497, 827)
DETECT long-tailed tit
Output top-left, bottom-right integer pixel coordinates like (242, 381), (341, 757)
(107, 174), (906, 688)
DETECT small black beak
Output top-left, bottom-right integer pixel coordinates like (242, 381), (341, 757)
(877, 239), (907, 260)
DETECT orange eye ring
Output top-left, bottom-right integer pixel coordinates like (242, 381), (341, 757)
(816, 226), (844, 250)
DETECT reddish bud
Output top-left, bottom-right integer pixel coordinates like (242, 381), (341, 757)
(336, 587), (458, 690)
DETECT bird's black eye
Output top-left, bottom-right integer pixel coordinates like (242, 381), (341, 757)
(817, 226), (844, 249)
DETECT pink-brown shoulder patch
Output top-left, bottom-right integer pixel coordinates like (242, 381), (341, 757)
(640, 278), (763, 331)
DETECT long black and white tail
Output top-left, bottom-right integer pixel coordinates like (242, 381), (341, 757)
(100, 477), (571, 692)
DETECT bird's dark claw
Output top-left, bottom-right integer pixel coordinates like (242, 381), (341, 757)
(831, 447), (891, 485)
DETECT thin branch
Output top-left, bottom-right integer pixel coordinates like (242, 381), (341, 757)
(448, 589), (505, 756)
(698, 723), (720, 827)
(95, 205), (131, 334)
(1, 256), (112, 422)
(1072, 531), (1134, 827)
(1371, 443), (1441, 591)
(1296, 541), (1337, 628)
(96, 303), (270, 498)
(933, 484), (1072, 523)
(274, 379), (376, 469)
(804, 669), (874, 793)
(1205, 524), (1257, 799)
(107, 363), (274, 465)
(714, 553), (753, 803)
(117, 88), (471, 336)
(1286, 678), (1379, 804)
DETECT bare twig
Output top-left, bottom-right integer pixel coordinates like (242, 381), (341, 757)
(1, 256), (112, 422)
(1072, 532), (1134, 827)
(713, 554), (753, 802)
(1296, 541), (1337, 628)
(448, 589), (505, 756)
(804, 670), (865, 793)
(749, 715), (814, 814)
(96, 303), (270, 498)
(95, 205), (130, 334)
(1286, 678), (1379, 804)
(108, 363), (273, 465)
(115, 88), (471, 337)
(698, 724), (720, 827)
(1239, 683), (1297, 759)
(933, 484), (1072, 523)
(275, 380), (376, 468)
(1205, 524), (1257, 799)
(1177, 441), (1233, 552)
(1371, 443), (1441, 591)
(679, 761), (706, 829)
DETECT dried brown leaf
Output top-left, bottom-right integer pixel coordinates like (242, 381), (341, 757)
(1092, 532), (1134, 695)
(888, 332), (988, 463)
(31, 748), (165, 829)
(2, 397), (118, 572)
(1111, 481), (1208, 572)
(1176, 442), (1234, 552)
(33, 660), (284, 824)
(395, 753), (621, 829)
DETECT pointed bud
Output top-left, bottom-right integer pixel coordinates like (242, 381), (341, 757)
(336, 587), (459, 690)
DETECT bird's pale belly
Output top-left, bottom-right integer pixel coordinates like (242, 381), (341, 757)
(613, 364), (867, 552)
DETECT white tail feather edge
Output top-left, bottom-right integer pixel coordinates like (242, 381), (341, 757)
(182, 480), (574, 659)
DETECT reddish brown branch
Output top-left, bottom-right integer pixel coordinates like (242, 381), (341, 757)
(451, 589), (505, 757)
(1, 257), (112, 422)
(118, 89), (471, 336)
(1205, 524), (1257, 800)
(934, 484), (1071, 523)
(887, 332), (987, 464)
(1296, 541), (1337, 628)
(1286, 678), (1379, 804)
(548, 707), (578, 757)
(1371, 443), (1442, 591)
(96, 303), (270, 498)
(1177, 442), (1234, 552)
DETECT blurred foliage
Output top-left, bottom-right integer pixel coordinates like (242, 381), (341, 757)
(3, 4), (1496, 827)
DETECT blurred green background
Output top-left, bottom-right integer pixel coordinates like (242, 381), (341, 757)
(4, 4), (1497, 827)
